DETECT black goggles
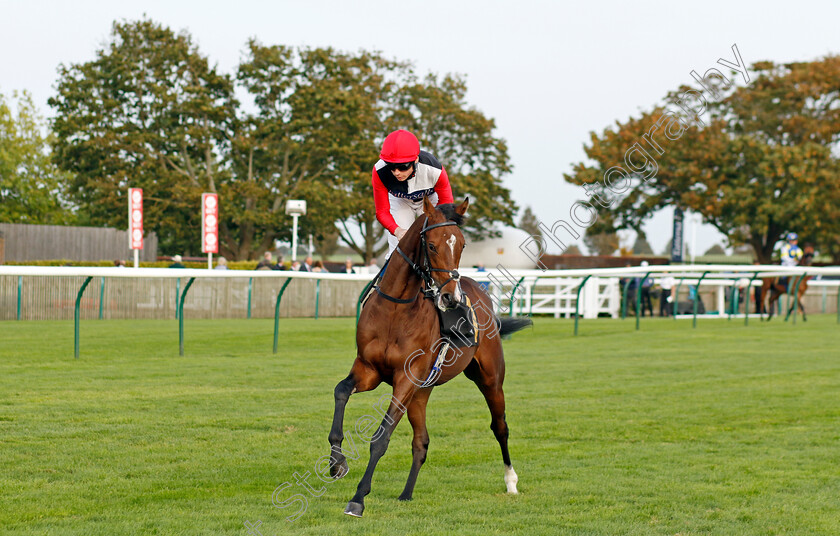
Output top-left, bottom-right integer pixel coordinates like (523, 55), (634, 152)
(388, 161), (414, 172)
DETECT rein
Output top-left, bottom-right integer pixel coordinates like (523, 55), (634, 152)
(376, 217), (461, 305)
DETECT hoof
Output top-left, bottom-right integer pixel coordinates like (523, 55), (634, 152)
(397, 493), (412, 502)
(344, 501), (364, 517)
(330, 458), (349, 479)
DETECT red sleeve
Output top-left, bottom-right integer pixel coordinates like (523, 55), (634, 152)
(372, 168), (399, 234)
(434, 167), (454, 205)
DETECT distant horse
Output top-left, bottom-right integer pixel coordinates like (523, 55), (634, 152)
(328, 196), (531, 518)
(759, 247), (814, 321)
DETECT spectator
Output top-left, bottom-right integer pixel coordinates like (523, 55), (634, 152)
(256, 251), (274, 270)
(301, 256), (313, 272)
(312, 260), (325, 273)
(169, 255), (185, 269)
(214, 257), (228, 270)
(113, 259), (126, 268)
(290, 260), (301, 271)
(619, 263), (636, 313)
(640, 261), (654, 317)
(367, 258), (379, 273)
(272, 256), (287, 271)
(343, 258), (356, 274)
(476, 262), (489, 291)
(659, 275), (675, 317)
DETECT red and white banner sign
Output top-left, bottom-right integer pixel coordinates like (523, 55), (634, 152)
(202, 193), (219, 254)
(128, 188), (143, 250)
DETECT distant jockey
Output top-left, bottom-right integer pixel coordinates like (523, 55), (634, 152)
(780, 232), (803, 267)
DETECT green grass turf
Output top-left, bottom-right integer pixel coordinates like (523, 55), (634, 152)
(1, 315), (839, 535)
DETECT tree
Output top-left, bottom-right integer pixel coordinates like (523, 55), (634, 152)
(704, 244), (726, 255)
(314, 228), (341, 259)
(232, 43), (390, 260)
(0, 91), (73, 224)
(564, 56), (840, 263)
(632, 234), (653, 255)
(50, 19), (235, 256)
(561, 244), (582, 256)
(722, 58), (840, 262)
(518, 206), (542, 238)
(584, 231), (619, 256)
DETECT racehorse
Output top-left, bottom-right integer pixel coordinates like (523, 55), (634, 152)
(327, 196), (532, 518)
(759, 247), (814, 321)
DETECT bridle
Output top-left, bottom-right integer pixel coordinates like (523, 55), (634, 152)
(376, 216), (462, 305)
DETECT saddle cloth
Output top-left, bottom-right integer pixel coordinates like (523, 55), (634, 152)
(438, 295), (479, 348)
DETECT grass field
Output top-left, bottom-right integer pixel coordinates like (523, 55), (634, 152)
(1, 315), (839, 535)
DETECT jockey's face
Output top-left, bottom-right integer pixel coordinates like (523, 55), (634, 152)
(390, 161), (415, 181)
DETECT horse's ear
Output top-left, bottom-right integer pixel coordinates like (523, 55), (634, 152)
(456, 197), (470, 216)
(423, 195), (436, 217)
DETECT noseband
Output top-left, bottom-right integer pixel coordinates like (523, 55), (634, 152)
(376, 217), (461, 304)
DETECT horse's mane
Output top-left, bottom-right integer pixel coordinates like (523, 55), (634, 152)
(436, 203), (466, 226)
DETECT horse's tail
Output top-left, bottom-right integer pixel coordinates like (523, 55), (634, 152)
(499, 317), (533, 337)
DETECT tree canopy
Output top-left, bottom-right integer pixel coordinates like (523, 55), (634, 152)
(583, 231), (619, 256)
(0, 91), (73, 224)
(564, 56), (840, 263)
(704, 243), (726, 255)
(632, 234), (654, 255)
(50, 19), (235, 255)
(518, 206), (542, 238)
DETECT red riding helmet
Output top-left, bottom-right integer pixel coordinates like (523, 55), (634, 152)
(379, 130), (420, 163)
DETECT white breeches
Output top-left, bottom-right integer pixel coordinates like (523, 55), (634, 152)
(385, 192), (439, 259)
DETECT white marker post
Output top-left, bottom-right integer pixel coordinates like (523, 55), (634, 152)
(202, 193), (219, 269)
(291, 213), (299, 262)
(128, 188), (143, 268)
(285, 200), (307, 262)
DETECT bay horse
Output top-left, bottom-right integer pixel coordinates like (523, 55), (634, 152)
(327, 196), (531, 518)
(759, 247), (814, 321)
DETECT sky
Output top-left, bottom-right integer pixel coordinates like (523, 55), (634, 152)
(3, 0), (840, 256)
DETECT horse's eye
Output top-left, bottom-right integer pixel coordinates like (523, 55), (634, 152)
(428, 243), (437, 253)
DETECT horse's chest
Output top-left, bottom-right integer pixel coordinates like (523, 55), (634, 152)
(358, 321), (441, 366)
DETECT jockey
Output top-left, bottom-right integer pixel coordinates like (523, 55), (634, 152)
(373, 130), (454, 258)
(780, 232), (803, 267)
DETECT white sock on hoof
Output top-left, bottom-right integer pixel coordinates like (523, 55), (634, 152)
(504, 465), (519, 494)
